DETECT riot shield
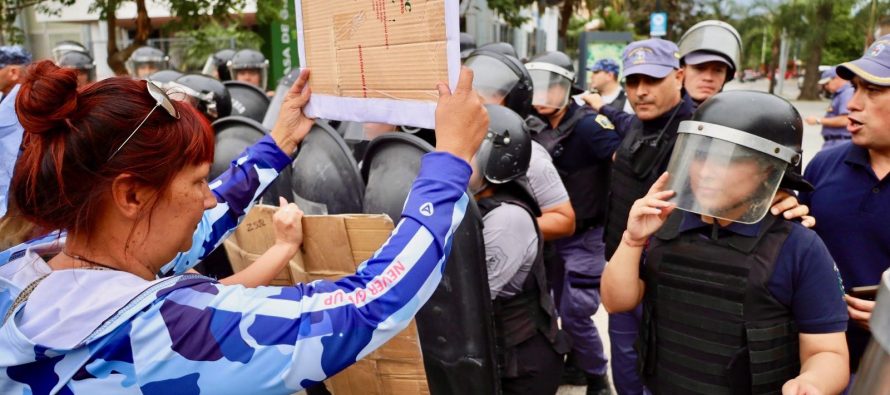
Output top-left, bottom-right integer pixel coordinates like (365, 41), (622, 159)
(261, 68), (301, 130)
(290, 122), (364, 215)
(361, 133), (500, 395)
(224, 80), (270, 123)
(851, 270), (890, 394)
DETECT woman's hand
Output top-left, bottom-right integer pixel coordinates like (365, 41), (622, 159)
(433, 67), (489, 163)
(782, 377), (823, 395)
(271, 69), (316, 154)
(273, 196), (304, 251)
(625, 172), (675, 245)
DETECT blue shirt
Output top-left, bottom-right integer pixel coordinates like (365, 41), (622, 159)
(533, 102), (622, 174)
(0, 84), (23, 217)
(799, 143), (890, 290)
(822, 83), (854, 138)
(671, 212), (848, 334)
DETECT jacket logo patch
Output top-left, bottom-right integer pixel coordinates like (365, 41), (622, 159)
(595, 114), (615, 130)
(420, 202), (434, 217)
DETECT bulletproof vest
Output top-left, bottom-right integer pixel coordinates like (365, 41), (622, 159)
(477, 180), (569, 377)
(606, 90), (628, 113)
(638, 213), (799, 395)
(531, 106), (610, 228)
(604, 102), (690, 260)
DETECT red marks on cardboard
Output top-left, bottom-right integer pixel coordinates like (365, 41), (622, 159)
(371, 0), (390, 48)
(358, 44), (368, 98)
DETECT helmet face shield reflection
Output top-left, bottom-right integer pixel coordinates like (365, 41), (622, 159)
(465, 55), (520, 105)
(665, 130), (788, 224)
(529, 69), (571, 109)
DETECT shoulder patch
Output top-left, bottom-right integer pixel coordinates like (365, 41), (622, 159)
(595, 114), (614, 130)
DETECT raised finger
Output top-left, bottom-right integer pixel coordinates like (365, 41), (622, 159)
(770, 195), (797, 215)
(455, 66), (474, 94)
(647, 172), (671, 195)
(289, 68), (311, 98)
(782, 204), (809, 219)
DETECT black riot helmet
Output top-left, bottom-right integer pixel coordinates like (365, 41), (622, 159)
(228, 49), (269, 88)
(167, 74), (233, 120)
(525, 51), (580, 110)
(477, 42), (518, 59)
(664, 90), (812, 224)
(465, 49), (533, 118)
(148, 69), (184, 85)
(52, 40), (88, 62)
(126, 46), (169, 78)
(460, 32), (476, 61)
(202, 49), (236, 81)
(57, 50), (95, 84)
(475, 104), (532, 185)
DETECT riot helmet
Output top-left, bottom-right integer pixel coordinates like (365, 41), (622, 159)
(460, 32), (476, 61)
(126, 46), (169, 78)
(148, 69), (184, 86)
(52, 40), (87, 62)
(678, 20), (742, 81)
(477, 42), (518, 59)
(473, 105), (532, 190)
(664, 90), (811, 224)
(525, 51), (577, 110)
(57, 50), (95, 86)
(202, 49), (236, 81)
(228, 49), (269, 89)
(166, 73), (232, 120)
(465, 49), (533, 118)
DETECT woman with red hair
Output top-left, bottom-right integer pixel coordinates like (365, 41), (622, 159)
(0, 61), (488, 394)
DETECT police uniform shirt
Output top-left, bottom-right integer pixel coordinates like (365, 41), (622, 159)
(822, 83), (854, 138)
(483, 203), (539, 299)
(600, 88), (635, 115)
(546, 102), (622, 174)
(0, 84), (23, 218)
(527, 141), (570, 210)
(666, 212), (849, 334)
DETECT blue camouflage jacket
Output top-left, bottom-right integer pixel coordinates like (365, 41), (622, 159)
(0, 135), (471, 394)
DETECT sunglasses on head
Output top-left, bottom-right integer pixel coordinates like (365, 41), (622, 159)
(107, 81), (180, 162)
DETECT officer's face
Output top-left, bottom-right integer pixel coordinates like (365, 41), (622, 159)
(236, 69), (263, 88)
(76, 70), (90, 87)
(847, 76), (890, 152)
(136, 64), (158, 78)
(532, 83), (569, 116)
(626, 69), (684, 121)
(689, 155), (769, 219)
(590, 70), (614, 91)
(683, 62), (728, 102)
(0, 65), (23, 95)
(825, 77), (846, 93)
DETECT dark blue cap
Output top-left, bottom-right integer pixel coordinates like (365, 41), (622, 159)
(0, 46), (32, 67)
(588, 58), (620, 77)
(838, 35), (890, 86)
(818, 67), (837, 85)
(621, 38), (681, 78)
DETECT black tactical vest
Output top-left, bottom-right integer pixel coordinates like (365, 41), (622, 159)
(477, 180), (570, 377)
(638, 213), (800, 395)
(606, 89), (628, 113)
(530, 106), (610, 229)
(604, 102), (690, 260)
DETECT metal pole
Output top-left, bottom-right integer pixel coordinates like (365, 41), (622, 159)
(866, 0), (878, 51)
(761, 28), (767, 72)
(777, 28), (788, 96)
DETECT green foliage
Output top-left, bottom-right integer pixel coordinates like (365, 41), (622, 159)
(173, 20), (263, 70)
(256, 0), (285, 25)
(487, 0), (535, 27)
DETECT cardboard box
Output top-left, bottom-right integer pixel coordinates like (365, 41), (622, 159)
(224, 205), (430, 394)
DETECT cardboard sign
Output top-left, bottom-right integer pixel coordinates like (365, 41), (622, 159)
(223, 205), (430, 394)
(294, 0), (461, 130)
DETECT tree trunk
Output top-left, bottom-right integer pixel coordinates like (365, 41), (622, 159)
(558, 0), (575, 50)
(767, 27), (780, 94)
(106, 0), (152, 75)
(798, 1), (833, 100)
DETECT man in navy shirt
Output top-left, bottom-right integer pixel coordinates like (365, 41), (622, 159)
(800, 36), (890, 375)
(805, 67), (855, 150)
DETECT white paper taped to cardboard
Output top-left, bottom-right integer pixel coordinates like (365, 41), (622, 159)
(294, 0), (460, 130)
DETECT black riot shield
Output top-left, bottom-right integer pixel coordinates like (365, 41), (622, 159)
(290, 122), (364, 215)
(361, 133), (500, 395)
(224, 81), (270, 123)
(261, 68), (301, 130)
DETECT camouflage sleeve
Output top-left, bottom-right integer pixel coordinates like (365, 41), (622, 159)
(160, 135), (293, 276)
(126, 152), (471, 393)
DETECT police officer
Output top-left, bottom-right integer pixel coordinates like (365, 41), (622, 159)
(602, 90), (850, 395)
(228, 49), (269, 89)
(51, 40), (88, 63)
(472, 104), (569, 395)
(202, 49), (236, 81)
(677, 20), (742, 110)
(526, 50), (622, 394)
(583, 58), (633, 114)
(800, 36), (890, 384)
(166, 73), (233, 121)
(805, 67), (854, 150)
(126, 46), (169, 79)
(57, 50), (95, 87)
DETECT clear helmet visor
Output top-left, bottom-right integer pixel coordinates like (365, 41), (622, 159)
(529, 69), (571, 109)
(465, 55), (520, 105)
(665, 133), (788, 224)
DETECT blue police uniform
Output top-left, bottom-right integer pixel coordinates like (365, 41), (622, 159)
(0, 46), (32, 218)
(800, 143), (890, 371)
(821, 83), (854, 149)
